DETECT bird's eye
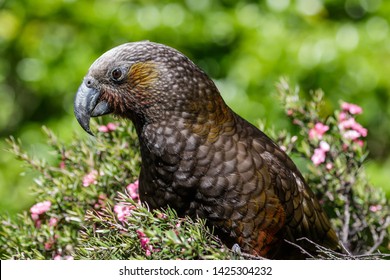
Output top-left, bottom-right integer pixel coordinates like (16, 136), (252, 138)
(111, 68), (124, 82)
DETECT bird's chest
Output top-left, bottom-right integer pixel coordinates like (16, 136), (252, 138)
(138, 123), (206, 215)
(137, 122), (265, 221)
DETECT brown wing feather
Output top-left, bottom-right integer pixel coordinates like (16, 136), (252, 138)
(231, 113), (340, 257)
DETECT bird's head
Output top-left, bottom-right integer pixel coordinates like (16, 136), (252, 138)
(74, 41), (220, 135)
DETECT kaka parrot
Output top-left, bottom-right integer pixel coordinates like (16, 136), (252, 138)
(74, 41), (340, 259)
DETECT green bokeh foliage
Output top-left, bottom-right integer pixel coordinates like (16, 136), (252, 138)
(1, 0), (389, 214)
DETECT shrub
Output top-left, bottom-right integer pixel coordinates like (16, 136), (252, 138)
(0, 80), (389, 259)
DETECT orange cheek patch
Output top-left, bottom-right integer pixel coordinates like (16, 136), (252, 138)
(129, 61), (159, 89)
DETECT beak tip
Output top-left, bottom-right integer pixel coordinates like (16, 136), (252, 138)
(74, 80), (111, 136)
(74, 106), (94, 136)
(86, 129), (95, 137)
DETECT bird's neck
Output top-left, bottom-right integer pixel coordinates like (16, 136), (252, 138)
(184, 95), (236, 143)
(142, 94), (236, 142)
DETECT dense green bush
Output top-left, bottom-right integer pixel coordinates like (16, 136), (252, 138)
(0, 118), (232, 260)
(0, 81), (388, 259)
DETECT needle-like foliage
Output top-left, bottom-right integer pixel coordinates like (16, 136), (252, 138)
(1, 80), (388, 259)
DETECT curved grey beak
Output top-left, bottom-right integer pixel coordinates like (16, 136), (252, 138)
(74, 80), (112, 136)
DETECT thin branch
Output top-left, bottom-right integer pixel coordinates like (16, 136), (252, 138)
(291, 237), (390, 260)
(366, 215), (390, 254)
(284, 239), (316, 259)
(341, 185), (351, 246)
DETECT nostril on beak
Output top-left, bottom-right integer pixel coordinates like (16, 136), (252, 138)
(84, 77), (95, 88)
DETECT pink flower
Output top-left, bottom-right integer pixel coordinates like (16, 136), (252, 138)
(137, 229), (146, 238)
(145, 248), (153, 257)
(126, 180), (139, 201)
(350, 122), (367, 137)
(338, 111), (348, 122)
(114, 204), (133, 222)
(309, 122), (329, 140)
(338, 118), (367, 137)
(98, 125), (109, 133)
(53, 254), (73, 260)
(369, 205), (382, 212)
(137, 230), (150, 248)
(356, 127), (367, 137)
(342, 130), (361, 140)
(30, 201), (52, 221)
(319, 141), (330, 152)
(98, 122), (118, 133)
(34, 219), (42, 228)
(140, 236), (150, 248)
(44, 241), (53, 250)
(137, 230), (154, 256)
(326, 163), (333, 170)
(341, 102), (363, 115)
(354, 139), (364, 147)
(94, 193), (107, 209)
(338, 117), (356, 130)
(82, 170), (98, 187)
(311, 141), (331, 166)
(311, 148), (326, 166)
(49, 217), (58, 227)
(106, 123), (118, 131)
(338, 105), (367, 146)
(156, 212), (168, 219)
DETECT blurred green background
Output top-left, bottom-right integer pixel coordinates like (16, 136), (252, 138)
(0, 0), (389, 216)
